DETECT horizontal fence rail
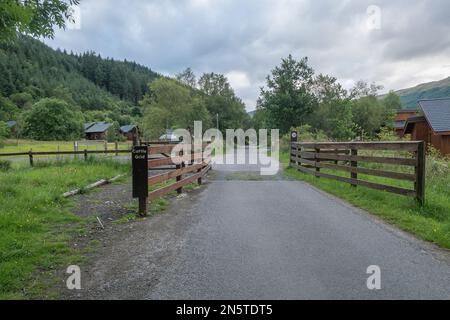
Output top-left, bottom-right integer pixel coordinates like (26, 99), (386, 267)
(0, 149), (132, 166)
(132, 142), (212, 216)
(289, 133), (426, 205)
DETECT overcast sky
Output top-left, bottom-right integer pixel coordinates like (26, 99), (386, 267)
(45, 0), (450, 111)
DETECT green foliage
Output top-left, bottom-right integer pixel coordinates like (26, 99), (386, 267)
(257, 55), (318, 135)
(106, 121), (124, 142)
(141, 78), (212, 139)
(0, 120), (9, 145)
(391, 76), (450, 109)
(0, 0), (80, 40)
(282, 152), (450, 249)
(0, 35), (158, 125)
(176, 67), (197, 88)
(0, 95), (19, 121)
(22, 98), (83, 140)
(383, 90), (402, 111)
(0, 159), (129, 299)
(0, 159), (11, 171)
(307, 74), (356, 140)
(198, 72), (249, 130)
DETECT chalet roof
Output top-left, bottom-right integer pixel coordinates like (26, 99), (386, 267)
(394, 120), (405, 129)
(85, 122), (111, 134)
(6, 121), (17, 128)
(84, 122), (95, 130)
(418, 98), (450, 133)
(120, 125), (137, 133)
(404, 116), (426, 134)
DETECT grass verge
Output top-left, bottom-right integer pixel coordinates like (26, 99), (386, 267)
(0, 158), (130, 299)
(280, 153), (450, 249)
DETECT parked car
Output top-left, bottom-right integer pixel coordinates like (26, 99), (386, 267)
(159, 132), (180, 142)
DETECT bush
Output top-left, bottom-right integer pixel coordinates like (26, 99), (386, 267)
(0, 160), (11, 172)
(22, 98), (83, 141)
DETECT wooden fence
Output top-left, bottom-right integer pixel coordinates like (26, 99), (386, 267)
(0, 149), (132, 166)
(290, 133), (426, 205)
(132, 142), (212, 216)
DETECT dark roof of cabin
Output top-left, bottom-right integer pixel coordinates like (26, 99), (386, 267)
(394, 120), (405, 129)
(418, 98), (450, 133)
(84, 122), (95, 130)
(85, 122), (111, 134)
(120, 125), (137, 133)
(404, 116), (426, 134)
(6, 121), (17, 128)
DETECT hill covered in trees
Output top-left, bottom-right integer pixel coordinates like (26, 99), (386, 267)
(0, 36), (250, 142)
(0, 35), (159, 126)
(392, 76), (450, 109)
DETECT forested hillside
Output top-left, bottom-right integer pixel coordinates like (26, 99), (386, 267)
(393, 76), (450, 109)
(0, 36), (250, 142)
(0, 35), (159, 125)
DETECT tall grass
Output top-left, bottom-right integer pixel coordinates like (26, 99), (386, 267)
(282, 151), (450, 248)
(0, 158), (130, 299)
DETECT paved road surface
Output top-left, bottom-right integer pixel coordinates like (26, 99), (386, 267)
(79, 147), (450, 300)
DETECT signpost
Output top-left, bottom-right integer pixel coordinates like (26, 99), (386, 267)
(290, 131), (298, 166)
(132, 146), (148, 216)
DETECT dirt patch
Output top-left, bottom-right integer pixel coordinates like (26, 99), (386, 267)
(70, 179), (134, 221)
(57, 174), (209, 299)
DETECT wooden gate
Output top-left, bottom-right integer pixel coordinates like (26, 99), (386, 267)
(132, 142), (212, 216)
(290, 132), (426, 205)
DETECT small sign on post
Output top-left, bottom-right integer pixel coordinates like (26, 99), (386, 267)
(132, 146), (149, 216)
(290, 131), (298, 166)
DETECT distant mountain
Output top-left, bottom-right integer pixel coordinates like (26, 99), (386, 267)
(394, 76), (450, 109)
(248, 110), (257, 118)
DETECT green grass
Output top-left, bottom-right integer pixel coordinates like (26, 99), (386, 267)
(281, 153), (450, 249)
(0, 158), (130, 299)
(0, 139), (132, 154)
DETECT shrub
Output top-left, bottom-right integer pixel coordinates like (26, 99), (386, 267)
(22, 98), (83, 141)
(0, 160), (11, 172)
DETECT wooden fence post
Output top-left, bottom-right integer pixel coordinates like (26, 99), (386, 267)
(315, 148), (320, 177)
(290, 131), (298, 167)
(176, 150), (184, 194)
(115, 141), (119, 156)
(84, 149), (88, 161)
(351, 148), (358, 187)
(416, 141), (426, 206)
(132, 146), (149, 216)
(198, 148), (203, 185)
(29, 149), (33, 167)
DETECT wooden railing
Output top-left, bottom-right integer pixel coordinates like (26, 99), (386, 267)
(0, 149), (131, 166)
(132, 142), (212, 216)
(290, 133), (426, 205)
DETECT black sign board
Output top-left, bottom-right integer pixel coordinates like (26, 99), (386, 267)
(132, 146), (148, 198)
(291, 131), (298, 142)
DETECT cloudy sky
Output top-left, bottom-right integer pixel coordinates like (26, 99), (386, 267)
(45, 0), (450, 111)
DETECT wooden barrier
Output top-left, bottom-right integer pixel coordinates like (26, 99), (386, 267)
(0, 149), (132, 166)
(132, 142), (212, 216)
(290, 135), (426, 205)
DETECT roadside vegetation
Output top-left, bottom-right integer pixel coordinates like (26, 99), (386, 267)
(280, 141), (450, 249)
(0, 158), (130, 299)
(0, 139), (132, 154)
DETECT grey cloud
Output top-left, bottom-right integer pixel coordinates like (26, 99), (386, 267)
(46, 0), (450, 110)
